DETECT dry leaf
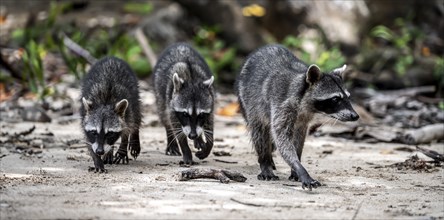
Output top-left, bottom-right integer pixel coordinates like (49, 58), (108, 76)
(217, 102), (239, 116)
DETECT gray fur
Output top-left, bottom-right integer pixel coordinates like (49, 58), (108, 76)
(80, 57), (142, 172)
(236, 45), (359, 190)
(153, 43), (215, 165)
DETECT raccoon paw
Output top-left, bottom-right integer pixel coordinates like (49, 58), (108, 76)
(88, 166), (107, 173)
(194, 139), (212, 160)
(166, 145), (182, 156)
(130, 144), (140, 159)
(113, 151), (129, 164)
(195, 150), (210, 160)
(103, 151), (114, 165)
(288, 170), (299, 181)
(300, 175), (321, 191)
(257, 171), (279, 181)
(179, 160), (198, 167)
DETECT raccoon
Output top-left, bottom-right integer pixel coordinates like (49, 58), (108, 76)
(236, 45), (359, 190)
(80, 57), (142, 172)
(153, 43), (215, 165)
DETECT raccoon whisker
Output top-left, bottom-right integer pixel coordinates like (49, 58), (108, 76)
(166, 129), (185, 149)
(202, 129), (214, 134)
(332, 117), (339, 126)
(321, 117), (335, 127)
(203, 130), (214, 143)
(172, 129), (186, 140)
(166, 136), (178, 149)
(83, 141), (93, 146)
(177, 131), (187, 141)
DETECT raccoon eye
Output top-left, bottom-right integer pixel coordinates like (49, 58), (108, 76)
(106, 132), (120, 143)
(181, 112), (189, 117)
(331, 97), (340, 103)
(87, 130), (98, 136)
(198, 113), (209, 120)
(106, 131), (120, 137)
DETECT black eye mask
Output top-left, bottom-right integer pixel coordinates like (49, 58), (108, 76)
(106, 131), (121, 145)
(314, 97), (343, 114)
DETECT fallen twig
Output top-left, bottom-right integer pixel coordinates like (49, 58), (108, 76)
(177, 168), (247, 183)
(134, 27), (157, 68)
(352, 199), (365, 220)
(62, 33), (97, 64)
(10, 126), (36, 138)
(214, 158), (238, 164)
(230, 198), (262, 207)
(416, 146), (444, 162)
(213, 151), (232, 156)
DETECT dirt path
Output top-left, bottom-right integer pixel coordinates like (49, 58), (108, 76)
(1, 92), (443, 219)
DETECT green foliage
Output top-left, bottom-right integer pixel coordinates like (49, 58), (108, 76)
(370, 18), (424, 76)
(22, 40), (54, 99)
(439, 101), (444, 111)
(282, 35), (345, 72)
(112, 36), (151, 76)
(193, 26), (238, 78)
(123, 2), (153, 14)
(434, 57), (444, 79)
(7, 1), (154, 99)
(8, 1), (73, 99)
(282, 36), (311, 63)
(435, 57), (444, 90)
(316, 47), (346, 72)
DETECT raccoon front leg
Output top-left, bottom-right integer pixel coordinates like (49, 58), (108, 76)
(88, 147), (107, 173)
(271, 106), (320, 190)
(129, 130), (141, 159)
(165, 127), (181, 156)
(289, 148), (303, 181)
(177, 135), (197, 166)
(195, 117), (214, 160)
(252, 122), (279, 181)
(114, 133), (129, 164)
(102, 147), (114, 165)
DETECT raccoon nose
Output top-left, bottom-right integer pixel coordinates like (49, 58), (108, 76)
(96, 148), (105, 155)
(188, 132), (198, 140)
(350, 112), (360, 121)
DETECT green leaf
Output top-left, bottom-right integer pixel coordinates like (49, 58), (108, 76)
(123, 2), (153, 14)
(371, 25), (394, 41)
(282, 35), (302, 48)
(130, 59), (150, 77)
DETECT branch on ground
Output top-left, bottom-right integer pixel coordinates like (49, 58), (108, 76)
(177, 168), (247, 183)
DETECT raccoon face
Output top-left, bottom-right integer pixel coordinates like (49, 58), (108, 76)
(82, 98), (128, 155)
(305, 65), (359, 122)
(171, 73), (214, 140)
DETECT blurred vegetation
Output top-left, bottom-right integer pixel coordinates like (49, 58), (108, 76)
(282, 35), (345, 72)
(193, 25), (238, 80)
(1, 1), (442, 100)
(369, 17), (423, 76)
(5, 1), (153, 99)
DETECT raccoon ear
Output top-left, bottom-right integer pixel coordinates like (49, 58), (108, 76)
(82, 97), (93, 114)
(203, 76), (214, 88)
(172, 73), (184, 93)
(115, 99), (128, 117)
(306, 64), (322, 85)
(331, 64), (347, 79)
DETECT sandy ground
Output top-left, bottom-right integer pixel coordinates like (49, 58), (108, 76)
(1, 92), (443, 220)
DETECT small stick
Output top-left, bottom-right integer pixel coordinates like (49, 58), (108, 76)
(62, 33), (97, 64)
(177, 168), (247, 183)
(230, 198), (263, 207)
(352, 199), (365, 220)
(214, 158), (238, 164)
(13, 126), (36, 138)
(416, 146), (444, 162)
(134, 27), (157, 68)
